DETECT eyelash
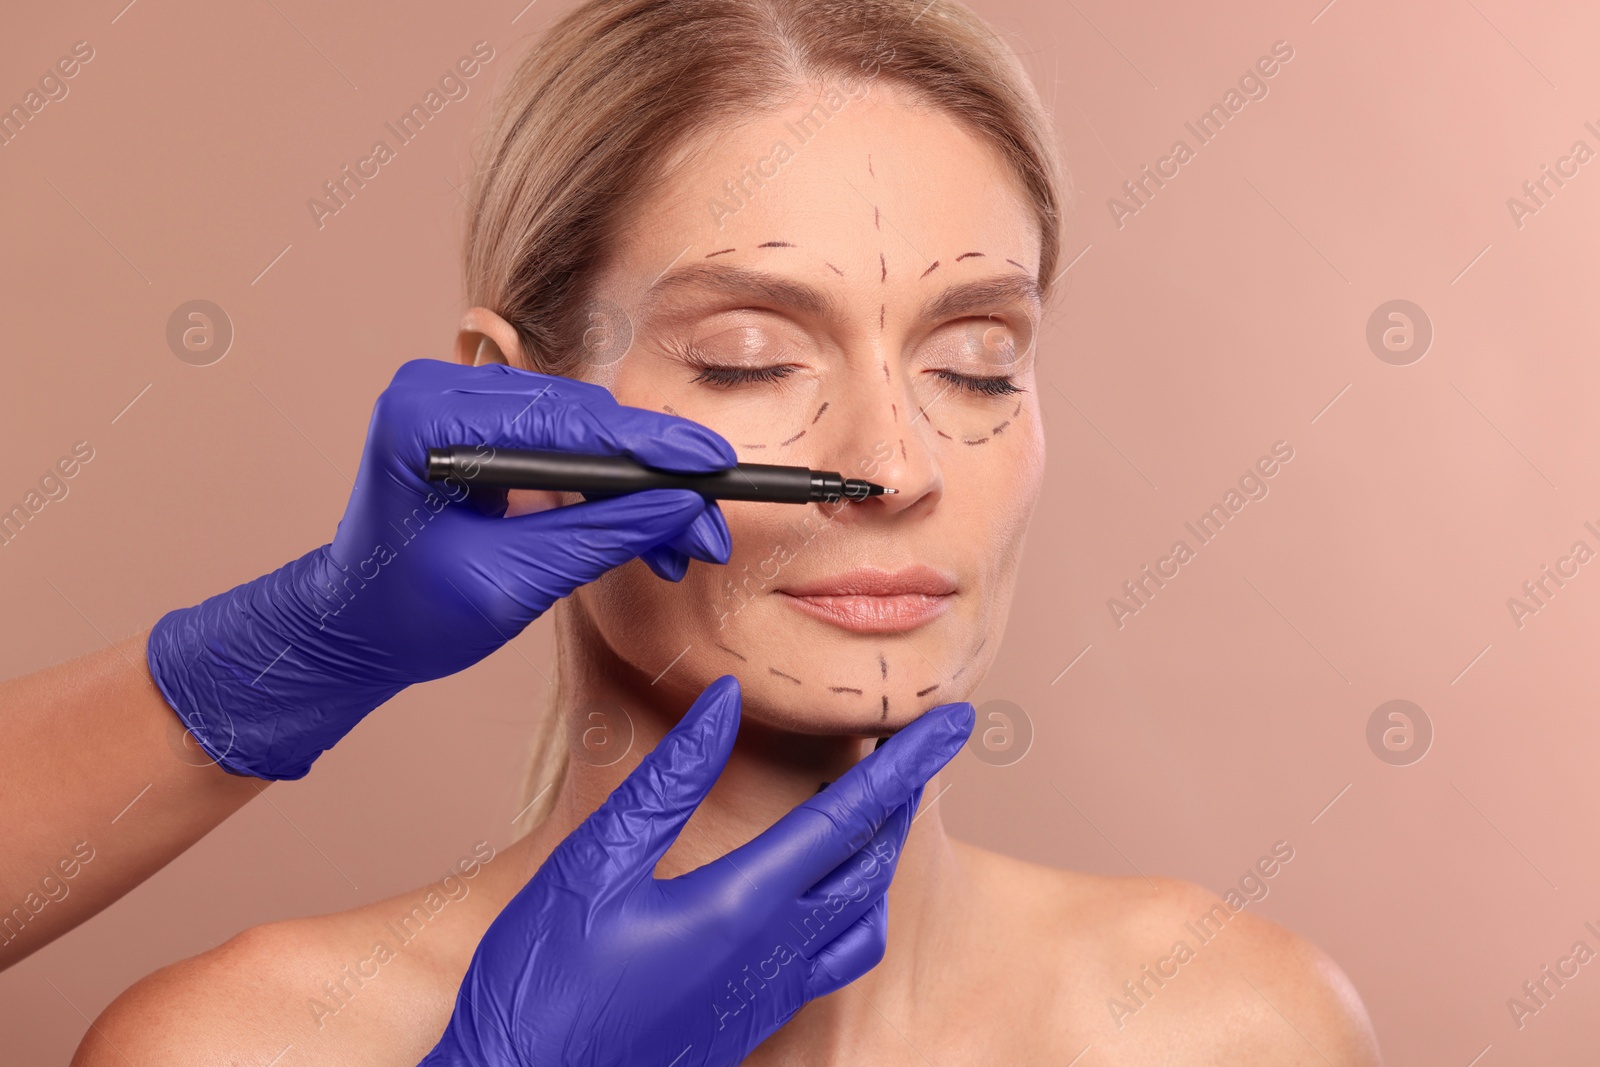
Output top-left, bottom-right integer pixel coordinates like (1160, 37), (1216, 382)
(934, 369), (1023, 397)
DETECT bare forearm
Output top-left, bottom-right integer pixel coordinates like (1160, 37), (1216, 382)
(0, 631), (261, 969)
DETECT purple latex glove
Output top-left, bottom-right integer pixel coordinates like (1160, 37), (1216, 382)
(420, 675), (974, 1067)
(146, 359), (735, 780)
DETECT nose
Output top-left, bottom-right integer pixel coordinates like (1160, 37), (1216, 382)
(820, 359), (943, 521)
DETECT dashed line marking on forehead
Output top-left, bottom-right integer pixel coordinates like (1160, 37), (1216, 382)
(920, 261), (941, 279)
(956, 252), (986, 262)
(1006, 258), (1028, 272)
(825, 262), (845, 276)
(706, 248), (736, 258)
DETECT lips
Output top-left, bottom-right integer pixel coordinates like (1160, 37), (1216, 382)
(777, 566), (957, 634)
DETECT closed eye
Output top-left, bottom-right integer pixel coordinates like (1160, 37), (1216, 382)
(689, 364), (798, 387)
(933, 369), (1023, 397)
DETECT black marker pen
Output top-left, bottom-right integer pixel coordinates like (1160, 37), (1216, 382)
(425, 446), (897, 505)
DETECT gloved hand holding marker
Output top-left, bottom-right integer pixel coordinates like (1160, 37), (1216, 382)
(146, 358), (741, 781)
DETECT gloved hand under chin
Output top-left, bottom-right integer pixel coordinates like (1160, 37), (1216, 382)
(146, 358), (735, 780)
(419, 675), (975, 1067)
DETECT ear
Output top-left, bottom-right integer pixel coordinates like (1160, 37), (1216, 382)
(455, 307), (529, 368)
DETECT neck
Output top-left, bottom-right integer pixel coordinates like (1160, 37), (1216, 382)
(501, 600), (969, 1056)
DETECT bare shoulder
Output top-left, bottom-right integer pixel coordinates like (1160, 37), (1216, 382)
(947, 840), (1382, 1065)
(72, 849), (504, 1067)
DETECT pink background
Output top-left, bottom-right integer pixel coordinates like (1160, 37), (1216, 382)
(4, 0), (1598, 1062)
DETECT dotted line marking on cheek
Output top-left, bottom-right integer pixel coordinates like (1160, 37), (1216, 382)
(714, 642), (748, 662)
(769, 667), (803, 685)
(780, 429), (807, 447)
(991, 420), (1010, 436)
(812, 402), (830, 424)
(759, 241), (796, 249)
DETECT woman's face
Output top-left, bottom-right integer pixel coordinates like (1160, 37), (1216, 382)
(565, 81), (1046, 734)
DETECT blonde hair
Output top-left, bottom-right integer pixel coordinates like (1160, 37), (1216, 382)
(462, 0), (1069, 835)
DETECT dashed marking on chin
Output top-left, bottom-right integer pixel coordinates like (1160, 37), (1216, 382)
(878, 653), (888, 680)
(769, 667), (803, 685)
(917, 683), (940, 697)
(963, 436), (990, 446)
(812, 402), (830, 424)
(714, 642), (747, 662)
(881, 694), (889, 719)
(780, 429), (807, 447)
(706, 249), (736, 258)
(663, 404), (678, 415)
(829, 685), (864, 695)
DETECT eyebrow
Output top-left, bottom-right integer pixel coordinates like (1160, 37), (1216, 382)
(642, 263), (1042, 326)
